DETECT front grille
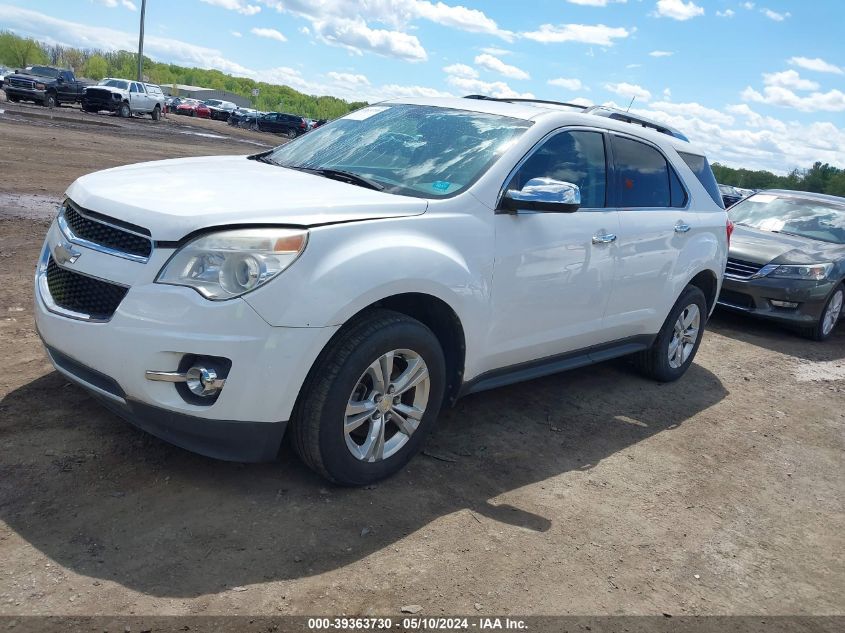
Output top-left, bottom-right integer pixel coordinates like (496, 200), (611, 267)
(46, 256), (128, 319)
(718, 289), (755, 310)
(83, 88), (115, 101)
(8, 77), (35, 89)
(725, 258), (763, 279)
(63, 203), (152, 259)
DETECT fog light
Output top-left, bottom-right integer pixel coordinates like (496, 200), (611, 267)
(771, 300), (799, 309)
(186, 366), (225, 396)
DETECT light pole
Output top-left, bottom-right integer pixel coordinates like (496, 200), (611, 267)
(137, 0), (147, 82)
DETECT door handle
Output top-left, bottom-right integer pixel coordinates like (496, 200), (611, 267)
(592, 232), (617, 245)
(674, 222), (691, 233)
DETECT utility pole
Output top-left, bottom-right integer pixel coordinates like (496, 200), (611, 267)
(137, 0), (147, 82)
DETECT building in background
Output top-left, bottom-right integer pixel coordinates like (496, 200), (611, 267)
(163, 84), (250, 108)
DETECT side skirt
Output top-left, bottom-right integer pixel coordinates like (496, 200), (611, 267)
(458, 334), (656, 398)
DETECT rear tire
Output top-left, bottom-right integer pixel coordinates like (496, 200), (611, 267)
(802, 284), (843, 341)
(633, 285), (707, 382)
(287, 129), (297, 139)
(290, 309), (446, 486)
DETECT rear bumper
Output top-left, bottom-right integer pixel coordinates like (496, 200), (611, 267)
(717, 275), (836, 326)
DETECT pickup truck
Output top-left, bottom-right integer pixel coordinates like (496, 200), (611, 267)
(3, 66), (89, 108)
(82, 78), (166, 119)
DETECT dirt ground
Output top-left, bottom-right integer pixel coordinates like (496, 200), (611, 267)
(0, 97), (843, 621)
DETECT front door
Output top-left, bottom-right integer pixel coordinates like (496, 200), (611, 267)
(487, 129), (620, 371)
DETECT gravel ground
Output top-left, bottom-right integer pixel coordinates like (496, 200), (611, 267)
(0, 96), (843, 622)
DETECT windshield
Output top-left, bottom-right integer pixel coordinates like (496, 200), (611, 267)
(730, 193), (845, 245)
(29, 66), (59, 78)
(267, 104), (531, 198)
(100, 79), (130, 90)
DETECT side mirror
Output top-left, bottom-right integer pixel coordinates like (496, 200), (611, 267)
(500, 178), (581, 213)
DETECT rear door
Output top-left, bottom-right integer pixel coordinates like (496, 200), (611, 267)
(602, 134), (693, 339)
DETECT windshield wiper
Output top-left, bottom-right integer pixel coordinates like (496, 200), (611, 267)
(249, 151), (280, 166)
(291, 167), (385, 191)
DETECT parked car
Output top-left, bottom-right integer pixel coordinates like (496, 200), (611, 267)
(718, 190), (844, 340)
(33, 97), (728, 485)
(0, 65), (10, 89)
(719, 184), (744, 208)
(175, 99), (211, 118)
(247, 111), (309, 138)
(228, 107), (258, 127)
(3, 65), (90, 108)
(82, 78), (165, 119)
(204, 99), (237, 121)
(165, 96), (183, 111)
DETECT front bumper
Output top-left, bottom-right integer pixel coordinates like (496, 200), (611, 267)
(82, 96), (120, 112)
(717, 274), (836, 326)
(34, 224), (339, 461)
(4, 86), (46, 102)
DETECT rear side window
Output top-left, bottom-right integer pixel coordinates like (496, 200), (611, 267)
(612, 136), (671, 208)
(678, 151), (724, 209)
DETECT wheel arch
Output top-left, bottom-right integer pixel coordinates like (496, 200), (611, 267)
(687, 268), (719, 316)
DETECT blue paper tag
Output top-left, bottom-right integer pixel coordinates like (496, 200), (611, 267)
(432, 181), (450, 191)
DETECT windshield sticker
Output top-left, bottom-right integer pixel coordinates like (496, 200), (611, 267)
(752, 194), (777, 204)
(758, 217), (785, 232)
(344, 106), (390, 121)
(432, 181), (451, 192)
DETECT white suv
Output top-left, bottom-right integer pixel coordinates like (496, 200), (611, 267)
(35, 97), (729, 485)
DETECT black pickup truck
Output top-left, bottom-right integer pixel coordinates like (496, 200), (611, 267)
(3, 66), (89, 108)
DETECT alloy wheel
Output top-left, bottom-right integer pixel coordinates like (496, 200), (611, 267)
(668, 303), (700, 369)
(344, 349), (430, 462)
(822, 289), (843, 336)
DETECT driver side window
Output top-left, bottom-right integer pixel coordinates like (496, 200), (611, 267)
(508, 130), (607, 209)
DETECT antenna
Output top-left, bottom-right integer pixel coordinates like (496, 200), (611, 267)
(626, 96), (635, 112)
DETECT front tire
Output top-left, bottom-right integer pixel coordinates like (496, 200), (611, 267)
(287, 129), (297, 139)
(633, 285), (707, 382)
(151, 105), (161, 121)
(44, 92), (57, 109)
(118, 102), (130, 118)
(803, 284), (843, 341)
(290, 309), (446, 486)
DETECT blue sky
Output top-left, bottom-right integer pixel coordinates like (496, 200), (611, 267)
(1, 0), (843, 172)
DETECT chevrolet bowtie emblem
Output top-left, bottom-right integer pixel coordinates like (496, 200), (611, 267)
(54, 240), (81, 265)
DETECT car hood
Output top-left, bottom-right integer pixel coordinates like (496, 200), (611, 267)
(730, 224), (845, 265)
(65, 155), (428, 241)
(9, 72), (52, 82)
(86, 85), (126, 95)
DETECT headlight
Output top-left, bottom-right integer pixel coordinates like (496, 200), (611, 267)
(157, 228), (308, 300)
(763, 263), (833, 281)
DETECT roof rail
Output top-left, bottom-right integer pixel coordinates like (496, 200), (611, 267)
(583, 105), (689, 142)
(463, 95), (588, 110)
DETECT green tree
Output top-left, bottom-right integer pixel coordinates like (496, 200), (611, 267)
(84, 55), (108, 80)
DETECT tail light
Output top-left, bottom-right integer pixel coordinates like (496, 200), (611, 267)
(726, 218), (734, 247)
(299, 120), (306, 129)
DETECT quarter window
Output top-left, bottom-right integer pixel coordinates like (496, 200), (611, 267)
(509, 130), (607, 208)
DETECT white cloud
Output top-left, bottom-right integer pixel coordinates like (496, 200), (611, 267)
(522, 23), (631, 46)
(480, 46), (512, 56)
(311, 16), (428, 61)
(445, 74), (534, 99)
(741, 2), (755, 9)
(251, 27), (287, 42)
(762, 69), (819, 91)
(605, 82), (652, 101)
(474, 53), (530, 80)
(626, 63), (642, 69)
(742, 85), (845, 112)
(548, 77), (584, 91)
(649, 50), (673, 57)
(413, 1), (513, 40)
(121, 0), (137, 10)
(788, 56), (843, 75)
(565, 0), (627, 5)
(94, 0), (137, 9)
(649, 100), (735, 126)
(653, 0), (704, 21)
(200, 0), (261, 16)
(761, 8), (790, 21)
(231, 31), (243, 37)
(326, 71), (370, 87)
(716, 9), (735, 17)
(442, 63), (478, 79)
(663, 87), (672, 99)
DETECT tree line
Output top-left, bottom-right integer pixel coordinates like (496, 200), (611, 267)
(0, 31), (366, 120)
(712, 161), (845, 197)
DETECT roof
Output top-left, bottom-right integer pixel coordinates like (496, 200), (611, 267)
(379, 96), (700, 155)
(762, 190), (845, 205)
